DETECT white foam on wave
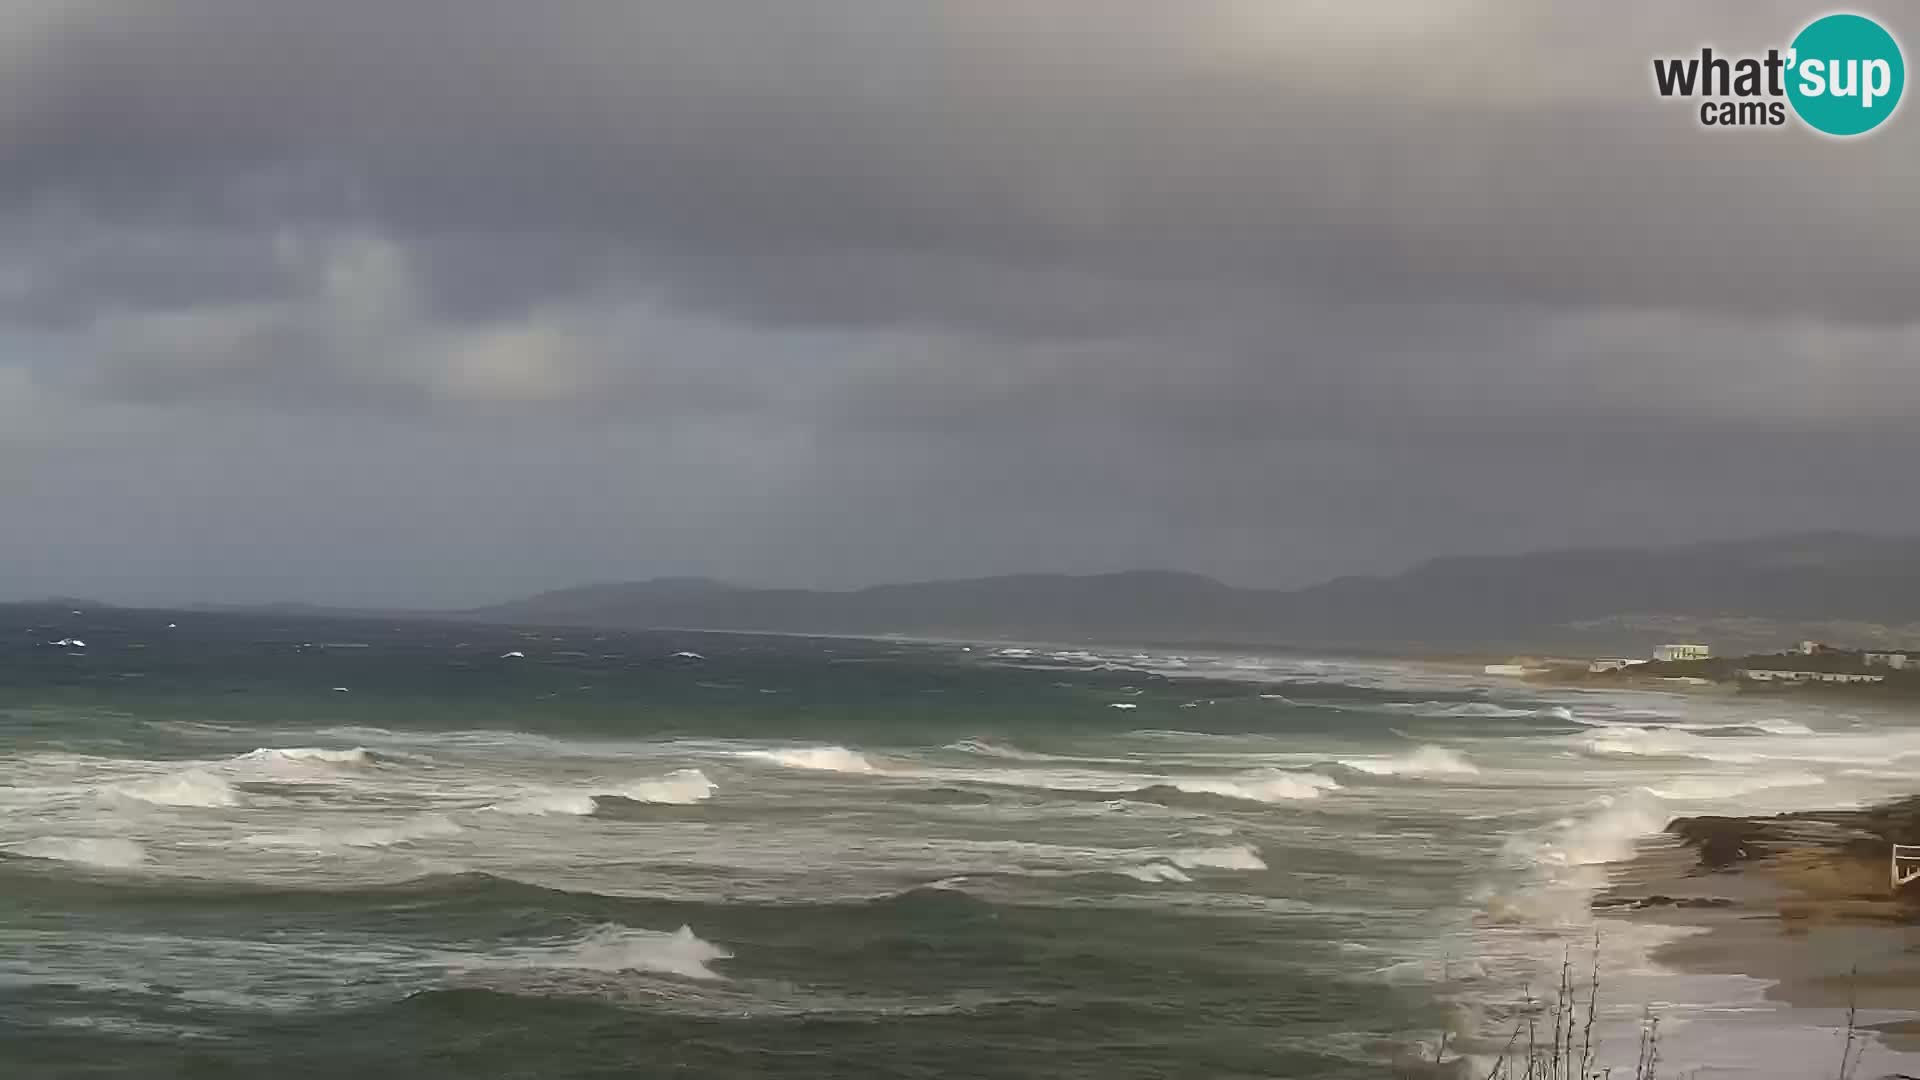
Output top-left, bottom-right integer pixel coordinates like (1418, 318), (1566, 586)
(1171, 769), (1339, 803)
(1641, 771), (1826, 802)
(1377, 701), (1558, 721)
(340, 814), (463, 847)
(486, 923), (733, 981)
(1752, 717), (1816, 736)
(11, 836), (148, 868)
(1575, 726), (1755, 763)
(946, 738), (1053, 761)
(1167, 844), (1268, 871)
(1115, 862), (1193, 884)
(115, 769), (242, 808)
(488, 768), (717, 816)
(616, 768), (716, 804)
(248, 813), (462, 851)
(233, 747), (377, 770)
(1338, 745), (1478, 778)
(741, 746), (877, 774)
(1513, 792), (1669, 868)
(490, 792), (601, 817)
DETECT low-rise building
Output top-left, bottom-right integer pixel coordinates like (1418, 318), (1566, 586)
(1737, 668), (1886, 684)
(1863, 651), (1912, 670)
(1653, 643), (1712, 662)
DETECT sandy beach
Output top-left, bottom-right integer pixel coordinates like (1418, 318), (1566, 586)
(1601, 798), (1920, 1061)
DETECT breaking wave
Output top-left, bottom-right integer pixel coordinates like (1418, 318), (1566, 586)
(1510, 792), (1668, 869)
(482, 923), (733, 981)
(1337, 745), (1478, 778)
(1575, 726), (1755, 763)
(1167, 844), (1268, 871)
(10, 836), (148, 869)
(1114, 862), (1193, 884)
(490, 792), (601, 817)
(1640, 771), (1826, 801)
(248, 813), (463, 851)
(741, 746), (877, 774)
(489, 769), (718, 815)
(1376, 701), (1577, 724)
(1167, 770), (1339, 803)
(233, 747), (378, 770)
(334, 814), (464, 848)
(615, 768), (717, 804)
(116, 769), (242, 808)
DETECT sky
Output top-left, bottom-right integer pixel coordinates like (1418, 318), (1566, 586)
(3, 1), (1919, 608)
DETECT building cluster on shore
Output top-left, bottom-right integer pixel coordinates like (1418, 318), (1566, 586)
(1584, 642), (1713, 674)
(1574, 639), (1920, 688)
(1481, 640), (1920, 695)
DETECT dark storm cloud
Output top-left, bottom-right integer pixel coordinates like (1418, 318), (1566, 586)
(3, 1), (1920, 606)
(4, 1), (1916, 333)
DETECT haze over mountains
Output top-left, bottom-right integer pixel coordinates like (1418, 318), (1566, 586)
(463, 533), (1920, 653)
(21, 533), (1912, 654)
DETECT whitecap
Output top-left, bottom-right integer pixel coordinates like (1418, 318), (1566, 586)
(1115, 862), (1193, 884)
(340, 814), (462, 847)
(490, 768), (716, 815)
(248, 813), (462, 851)
(115, 769), (242, 808)
(1511, 792), (1668, 868)
(946, 738), (1049, 761)
(1167, 844), (1267, 871)
(1170, 769), (1339, 803)
(1337, 745), (1478, 778)
(1641, 771), (1825, 801)
(1575, 727), (1753, 763)
(613, 768), (717, 804)
(740, 746), (876, 774)
(484, 923), (732, 981)
(233, 746), (377, 770)
(489, 792), (600, 816)
(11, 836), (147, 868)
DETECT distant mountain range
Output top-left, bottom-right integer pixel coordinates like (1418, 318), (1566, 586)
(460, 532), (1920, 653)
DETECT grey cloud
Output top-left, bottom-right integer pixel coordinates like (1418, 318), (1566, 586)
(2, 1), (1915, 332)
(4, 1), (1920, 607)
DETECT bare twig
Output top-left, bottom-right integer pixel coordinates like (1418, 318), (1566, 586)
(1581, 930), (1601, 1080)
(1838, 965), (1861, 1080)
(1484, 1019), (1526, 1080)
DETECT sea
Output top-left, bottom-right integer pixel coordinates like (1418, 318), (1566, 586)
(4, 609), (1919, 1078)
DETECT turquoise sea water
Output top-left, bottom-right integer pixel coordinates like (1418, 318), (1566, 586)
(4, 608), (1918, 1078)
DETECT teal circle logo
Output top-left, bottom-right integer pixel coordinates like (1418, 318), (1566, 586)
(1787, 14), (1905, 136)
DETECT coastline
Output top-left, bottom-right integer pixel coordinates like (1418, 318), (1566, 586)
(1600, 797), (1920, 1059)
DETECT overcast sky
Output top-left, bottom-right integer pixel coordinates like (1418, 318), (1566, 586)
(3, 1), (1918, 608)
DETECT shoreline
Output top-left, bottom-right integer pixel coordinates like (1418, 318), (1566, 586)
(1599, 797), (1920, 1057)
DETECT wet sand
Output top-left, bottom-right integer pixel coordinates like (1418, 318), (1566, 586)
(1600, 798), (1920, 1054)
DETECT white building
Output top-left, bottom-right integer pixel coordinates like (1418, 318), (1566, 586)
(1653, 643), (1712, 662)
(1738, 669), (1886, 684)
(1863, 652), (1912, 670)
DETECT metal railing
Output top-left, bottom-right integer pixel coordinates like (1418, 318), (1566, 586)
(1895, 844), (1920, 890)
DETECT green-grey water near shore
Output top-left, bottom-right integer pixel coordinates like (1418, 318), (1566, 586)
(4, 608), (1919, 1078)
